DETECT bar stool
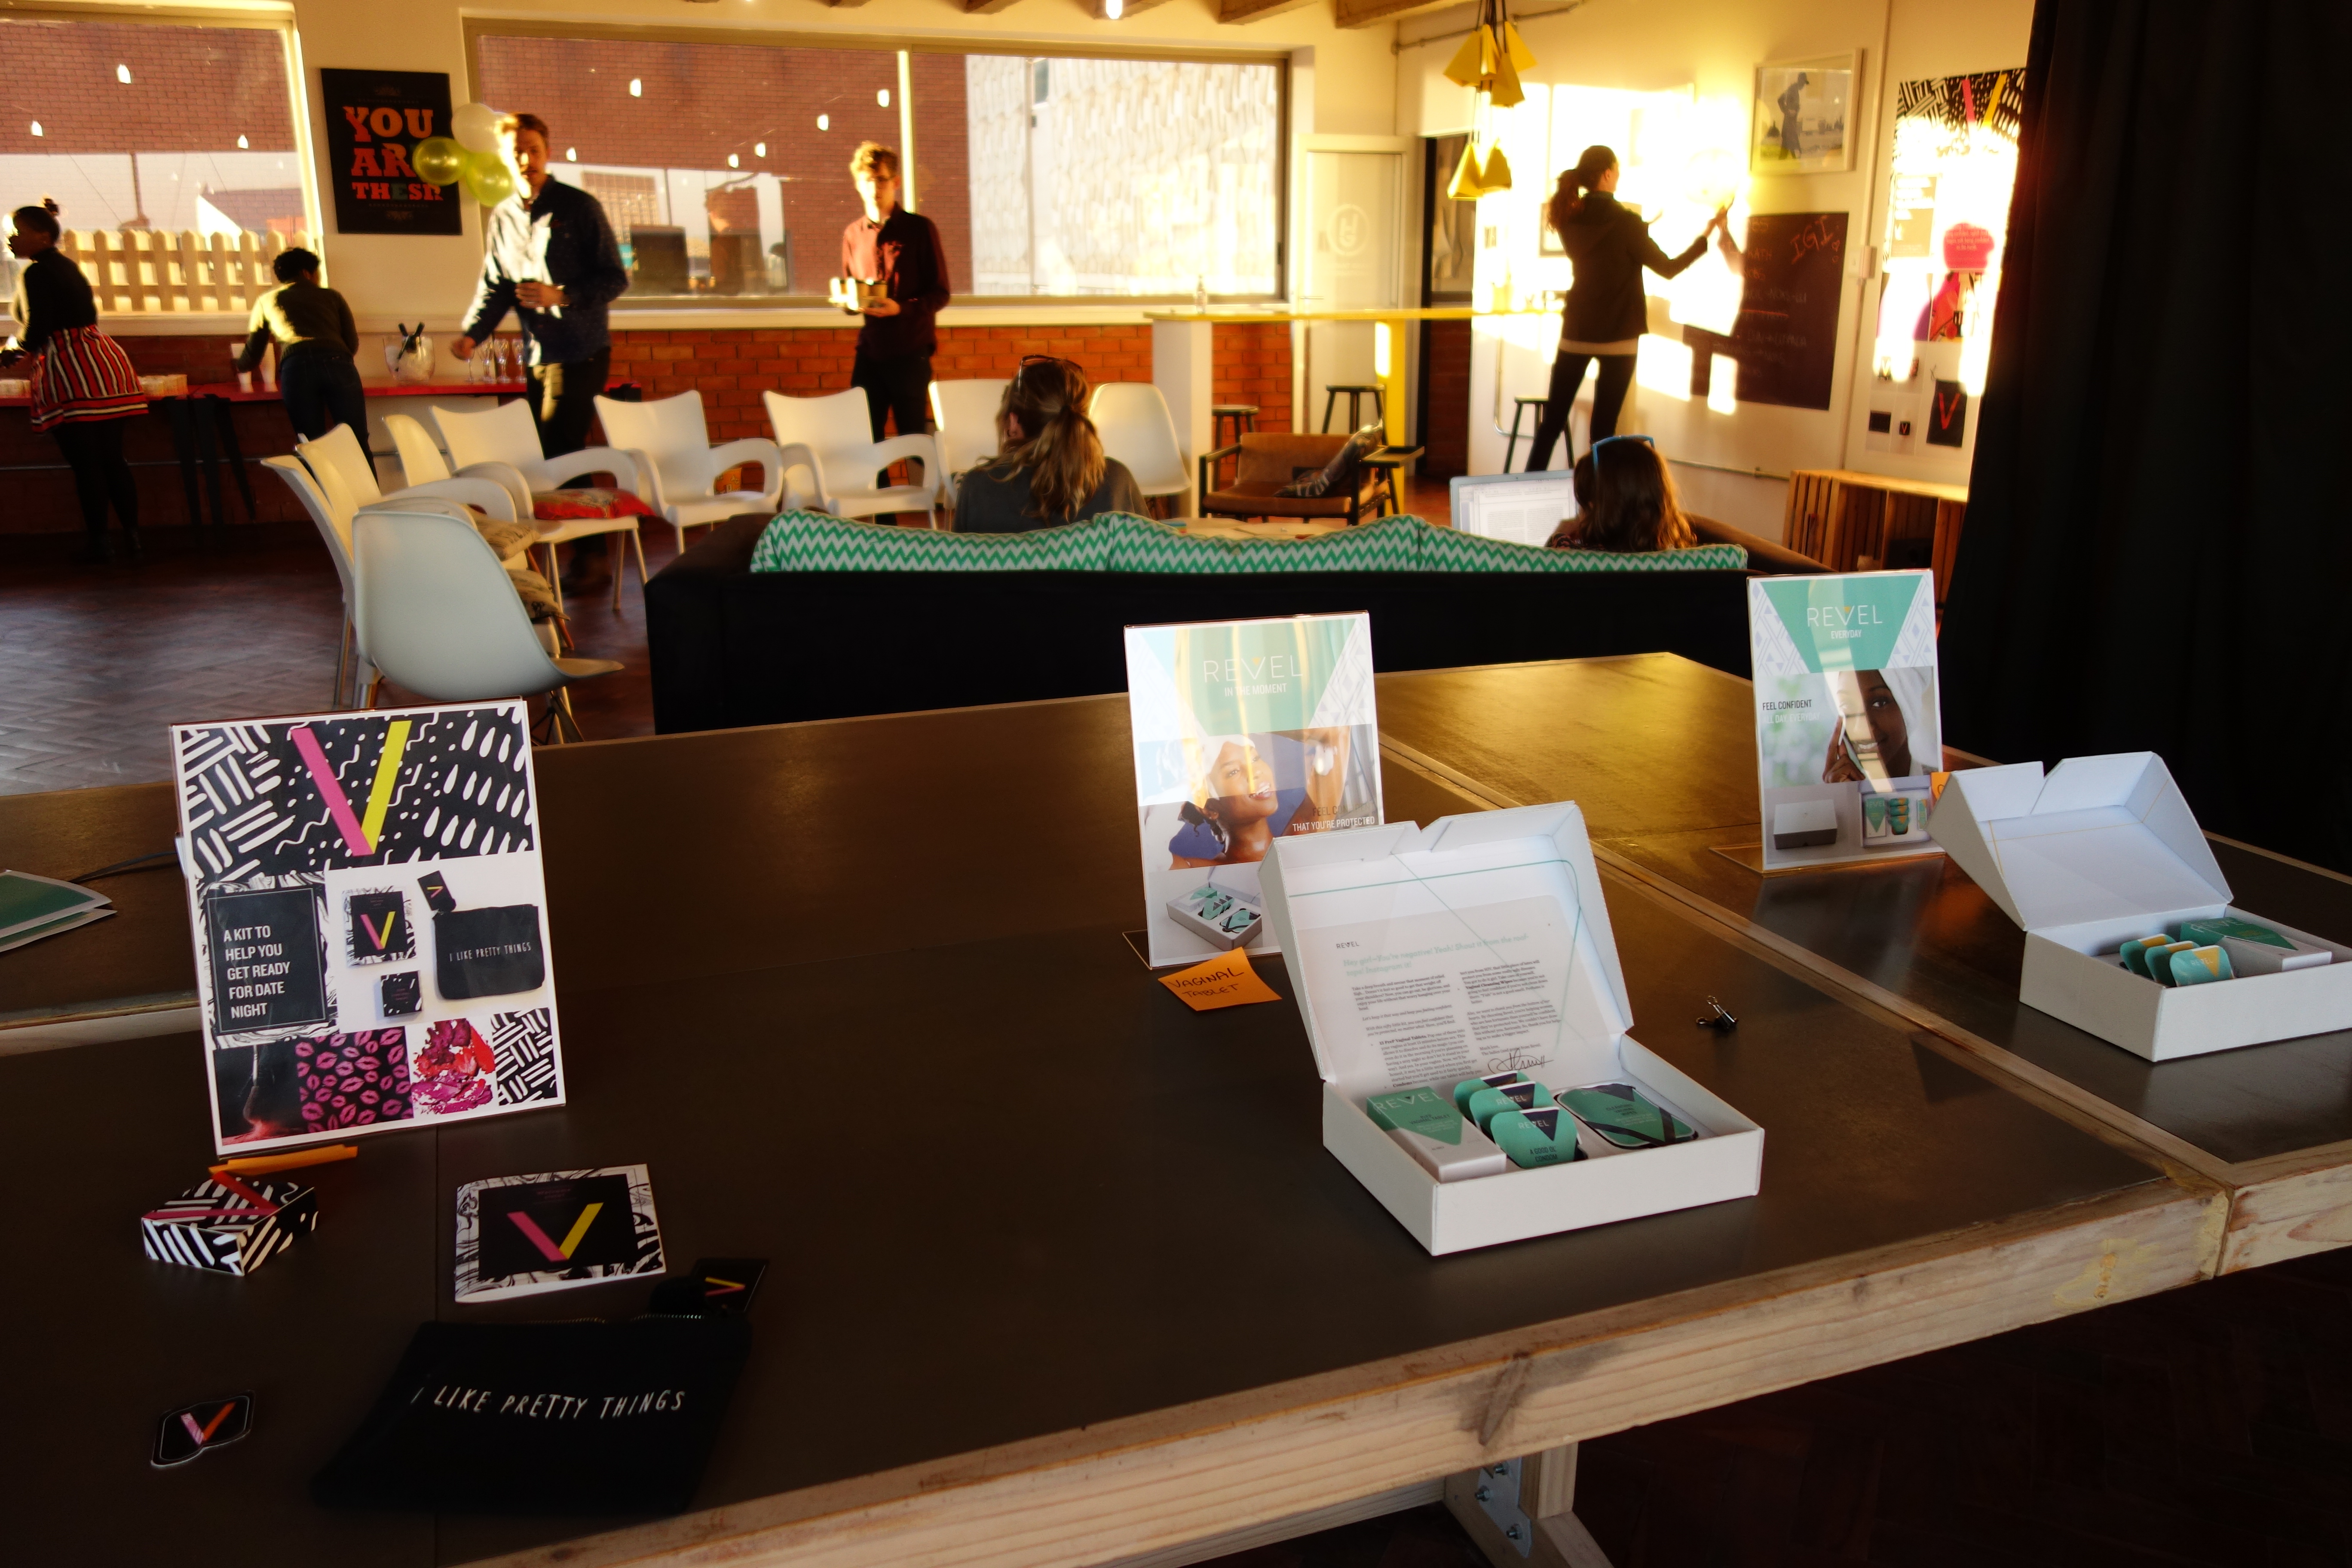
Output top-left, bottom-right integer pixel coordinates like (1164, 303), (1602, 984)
(1320, 383), (1385, 434)
(1501, 395), (1547, 472)
(1210, 404), (1258, 448)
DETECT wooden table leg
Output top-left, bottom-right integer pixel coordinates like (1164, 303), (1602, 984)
(1444, 1443), (1614, 1568)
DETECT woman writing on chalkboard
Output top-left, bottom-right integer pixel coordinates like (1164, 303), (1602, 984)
(1522, 147), (1727, 473)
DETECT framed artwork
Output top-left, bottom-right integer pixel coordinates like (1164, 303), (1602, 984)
(1751, 53), (1858, 175)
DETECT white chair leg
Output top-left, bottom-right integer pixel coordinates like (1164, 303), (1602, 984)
(609, 533), (623, 611)
(544, 542), (566, 613)
(632, 527), (649, 595)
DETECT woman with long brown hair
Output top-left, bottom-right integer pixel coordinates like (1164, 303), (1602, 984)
(1546, 435), (1695, 552)
(1521, 146), (1726, 473)
(953, 356), (1146, 533)
(4, 198), (148, 562)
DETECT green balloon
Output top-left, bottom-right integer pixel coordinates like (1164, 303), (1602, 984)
(461, 150), (517, 207)
(412, 136), (466, 186)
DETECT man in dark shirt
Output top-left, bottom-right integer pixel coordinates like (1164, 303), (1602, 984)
(839, 141), (950, 444)
(237, 248), (364, 442)
(453, 112), (629, 460)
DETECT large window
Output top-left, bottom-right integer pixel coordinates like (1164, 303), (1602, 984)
(471, 30), (1283, 304)
(0, 14), (311, 311)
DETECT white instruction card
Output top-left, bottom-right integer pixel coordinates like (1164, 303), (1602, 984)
(1292, 896), (1618, 1098)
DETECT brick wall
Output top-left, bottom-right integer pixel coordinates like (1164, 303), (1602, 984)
(2, 319), (1295, 538)
(1212, 322), (1294, 435)
(0, 18), (295, 152)
(607, 322), (1160, 440)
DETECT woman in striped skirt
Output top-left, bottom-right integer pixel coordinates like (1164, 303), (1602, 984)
(6, 199), (148, 562)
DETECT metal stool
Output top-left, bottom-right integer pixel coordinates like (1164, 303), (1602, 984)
(1210, 403), (1258, 449)
(1501, 395), (1548, 472)
(1320, 383), (1385, 433)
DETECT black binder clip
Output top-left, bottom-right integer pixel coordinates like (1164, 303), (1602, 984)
(1696, 995), (1738, 1032)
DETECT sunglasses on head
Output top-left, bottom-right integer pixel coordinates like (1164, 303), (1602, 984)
(1589, 434), (1656, 459)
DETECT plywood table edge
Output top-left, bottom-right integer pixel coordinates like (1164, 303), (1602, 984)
(2216, 1139), (2352, 1272)
(462, 1182), (2215, 1568)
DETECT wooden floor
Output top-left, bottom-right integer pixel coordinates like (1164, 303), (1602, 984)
(9, 487), (2352, 1563)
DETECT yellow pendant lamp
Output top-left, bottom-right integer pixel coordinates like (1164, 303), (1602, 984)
(1442, 0), (1534, 199)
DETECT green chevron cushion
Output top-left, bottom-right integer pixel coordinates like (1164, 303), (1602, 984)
(746, 510), (1746, 575)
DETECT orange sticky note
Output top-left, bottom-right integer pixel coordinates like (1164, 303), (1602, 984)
(1160, 948), (1282, 1011)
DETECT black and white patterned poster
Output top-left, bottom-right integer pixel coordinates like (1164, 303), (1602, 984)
(172, 701), (567, 1153)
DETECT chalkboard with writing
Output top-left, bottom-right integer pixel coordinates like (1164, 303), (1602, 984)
(320, 68), (461, 237)
(1687, 211), (1848, 411)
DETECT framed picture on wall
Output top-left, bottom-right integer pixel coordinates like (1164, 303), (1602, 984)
(1751, 53), (1859, 175)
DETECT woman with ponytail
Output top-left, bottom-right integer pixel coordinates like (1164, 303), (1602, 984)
(953, 356), (1146, 533)
(1521, 146), (1726, 473)
(5, 198), (147, 562)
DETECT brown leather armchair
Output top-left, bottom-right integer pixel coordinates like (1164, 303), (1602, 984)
(1197, 432), (1416, 524)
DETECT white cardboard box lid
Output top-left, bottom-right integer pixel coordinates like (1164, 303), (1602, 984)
(1932, 752), (2231, 934)
(1262, 801), (1634, 1095)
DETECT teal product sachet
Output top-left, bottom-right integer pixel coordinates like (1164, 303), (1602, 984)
(1556, 1082), (1698, 1149)
(1490, 1106), (1583, 1169)
(2180, 917), (2287, 950)
(2117, 934), (2174, 977)
(2168, 945), (2233, 986)
(2144, 940), (2196, 986)
(1465, 1081), (1553, 1136)
(1367, 1086), (1507, 1182)
(1453, 1071), (1522, 1116)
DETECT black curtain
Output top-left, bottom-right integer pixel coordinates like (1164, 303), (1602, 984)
(1942, 0), (2352, 874)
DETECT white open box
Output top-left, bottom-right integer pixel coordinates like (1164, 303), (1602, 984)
(1933, 752), (2352, 1061)
(1261, 802), (1764, 1255)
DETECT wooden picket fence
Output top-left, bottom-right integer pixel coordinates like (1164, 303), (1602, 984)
(57, 227), (317, 315)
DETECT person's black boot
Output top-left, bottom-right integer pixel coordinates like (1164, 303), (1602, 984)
(120, 525), (144, 560)
(72, 531), (110, 566)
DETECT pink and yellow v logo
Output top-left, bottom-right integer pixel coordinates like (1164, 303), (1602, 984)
(507, 1202), (604, 1262)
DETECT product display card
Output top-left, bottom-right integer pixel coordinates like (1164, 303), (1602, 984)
(1123, 613), (1384, 968)
(170, 701), (566, 1153)
(454, 1165), (665, 1304)
(1747, 571), (1948, 870)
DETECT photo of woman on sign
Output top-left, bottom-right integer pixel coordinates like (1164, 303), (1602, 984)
(1163, 728), (1371, 869)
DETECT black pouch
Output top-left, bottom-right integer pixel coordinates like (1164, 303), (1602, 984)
(312, 1317), (751, 1516)
(421, 870), (544, 1000)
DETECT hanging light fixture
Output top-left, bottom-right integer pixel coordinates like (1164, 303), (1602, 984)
(1442, 0), (1536, 200)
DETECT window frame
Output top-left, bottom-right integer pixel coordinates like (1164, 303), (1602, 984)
(0, 3), (322, 314)
(459, 18), (1291, 310)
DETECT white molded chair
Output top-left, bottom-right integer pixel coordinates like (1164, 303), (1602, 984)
(299, 423), (519, 526)
(263, 455), (377, 709)
(1089, 381), (1191, 515)
(353, 510), (622, 744)
(591, 391), (791, 555)
(384, 413), (530, 508)
(431, 400), (647, 608)
(928, 379), (1008, 506)
(761, 388), (942, 523)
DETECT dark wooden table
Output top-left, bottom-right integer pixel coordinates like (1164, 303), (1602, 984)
(0, 686), (2216, 1568)
(1377, 654), (2352, 1277)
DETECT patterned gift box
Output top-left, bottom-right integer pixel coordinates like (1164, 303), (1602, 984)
(141, 1175), (318, 1275)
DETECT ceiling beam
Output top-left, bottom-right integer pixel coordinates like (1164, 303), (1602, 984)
(965, 0), (1023, 13)
(1218, 0), (1320, 22)
(1090, 0), (1180, 17)
(1334, 0), (1458, 26)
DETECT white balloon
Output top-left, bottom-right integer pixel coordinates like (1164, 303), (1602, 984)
(453, 102), (503, 153)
